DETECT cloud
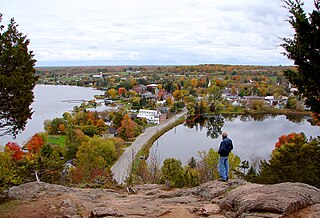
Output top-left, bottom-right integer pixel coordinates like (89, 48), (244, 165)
(2, 0), (311, 66)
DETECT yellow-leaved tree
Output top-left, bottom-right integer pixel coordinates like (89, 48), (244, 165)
(73, 136), (116, 183)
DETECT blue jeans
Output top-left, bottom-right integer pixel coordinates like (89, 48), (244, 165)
(219, 156), (229, 180)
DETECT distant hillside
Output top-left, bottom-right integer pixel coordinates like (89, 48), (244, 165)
(35, 64), (295, 76)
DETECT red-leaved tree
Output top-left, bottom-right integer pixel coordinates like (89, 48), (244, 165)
(5, 142), (24, 160)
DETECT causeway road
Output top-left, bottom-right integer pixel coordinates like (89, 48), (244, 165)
(111, 108), (187, 184)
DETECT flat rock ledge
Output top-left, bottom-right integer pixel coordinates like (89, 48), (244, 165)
(7, 181), (75, 200)
(1, 180), (319, 218)
(219, 182), (320, 218)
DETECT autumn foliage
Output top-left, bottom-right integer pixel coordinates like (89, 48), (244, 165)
(117, 114), (137, 140)
(311, 112), (320, 126)
(26, 133), (45, 154)
(5, 142), (24, 160)
(275, 132), (306, 149)
(118, 87), (127, 96)
(259, 134), (320, 188)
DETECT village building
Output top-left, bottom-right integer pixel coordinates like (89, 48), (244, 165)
(137, 109), (161, 124)
(92, 72), (103, 79)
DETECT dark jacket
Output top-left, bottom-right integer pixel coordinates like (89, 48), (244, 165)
(218, 136), (233, 157)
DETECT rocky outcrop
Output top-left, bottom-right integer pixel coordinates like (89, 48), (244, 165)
(219, 182), (320, 218)
(1, 180), (319, 218)
(7, 181), (74, 200)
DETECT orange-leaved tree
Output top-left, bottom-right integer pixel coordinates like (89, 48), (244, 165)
(118, 87), (127, 97)
(275, 132), (306, 149)
(117, 114), (137, 140)
(26, 133), (45, 154)
(87, 111), (99, 125)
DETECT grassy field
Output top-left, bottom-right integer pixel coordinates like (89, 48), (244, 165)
(269, 75), (278, 82)
(47, 135), (66, 148)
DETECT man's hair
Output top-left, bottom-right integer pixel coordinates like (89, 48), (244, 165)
(222, 132), (228, 137)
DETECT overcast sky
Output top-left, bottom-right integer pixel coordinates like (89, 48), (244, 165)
(1, 0), (315, 66)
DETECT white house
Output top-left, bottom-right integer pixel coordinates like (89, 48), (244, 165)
(137, 109), (160, 124)
(147, 84), (159, 88)
(93, 72), (103, 79)
(156, 100), (166, 105)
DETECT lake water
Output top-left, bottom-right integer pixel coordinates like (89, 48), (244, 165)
(150, 115), (320, 165)
(0, 85), (104, 146)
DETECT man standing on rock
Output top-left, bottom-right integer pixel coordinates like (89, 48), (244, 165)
(218, 132), (233, 182)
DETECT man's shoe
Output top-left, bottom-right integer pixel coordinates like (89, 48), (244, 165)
(218, 178), (227, 182)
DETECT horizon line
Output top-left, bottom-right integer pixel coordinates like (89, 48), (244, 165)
(35, 63), (294, 68)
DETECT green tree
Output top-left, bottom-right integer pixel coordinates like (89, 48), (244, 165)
(186, 102), (197, 116)
(44, 118), (67, 134)
(228, 152), (241, 179)
(65, 127), (89, 160)
(132, 96), (142, 109)
(197, 149), (220, 182)
(258, 136), (320, 188)
(38, 144), (64, 183)
(198, 100), (209, 114)
(0, 15), (37, 137)
(63, 112), (73, 122)
(16, 142), (63, 184)
(160, 158), (185, 188)
(282, 0), (320, 119)
(183, 168), (200, 187)
(75, 136), (117, 181)
(80, 125), (99, 137)
(245, 166), (259, 183)
(0, 147), (22, 191)
(286, 96), (297, 109)
(170, 101), (185, 114)
(207, 85), (223, 112)
(188, 157), (197, 168)
(197, 148), (240, 182)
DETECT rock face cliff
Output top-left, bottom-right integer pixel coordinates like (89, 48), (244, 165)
(1, 180), (319, 218)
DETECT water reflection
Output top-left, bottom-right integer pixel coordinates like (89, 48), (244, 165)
(285, 114), (309, 123)
(152, 114), (319, 166)
(161, 114), (320, 164)
(205, 115), (225, 139)
(185, 115), (225, 139)
(238, 114), (277, 122)
(185, 113), (313, 140)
